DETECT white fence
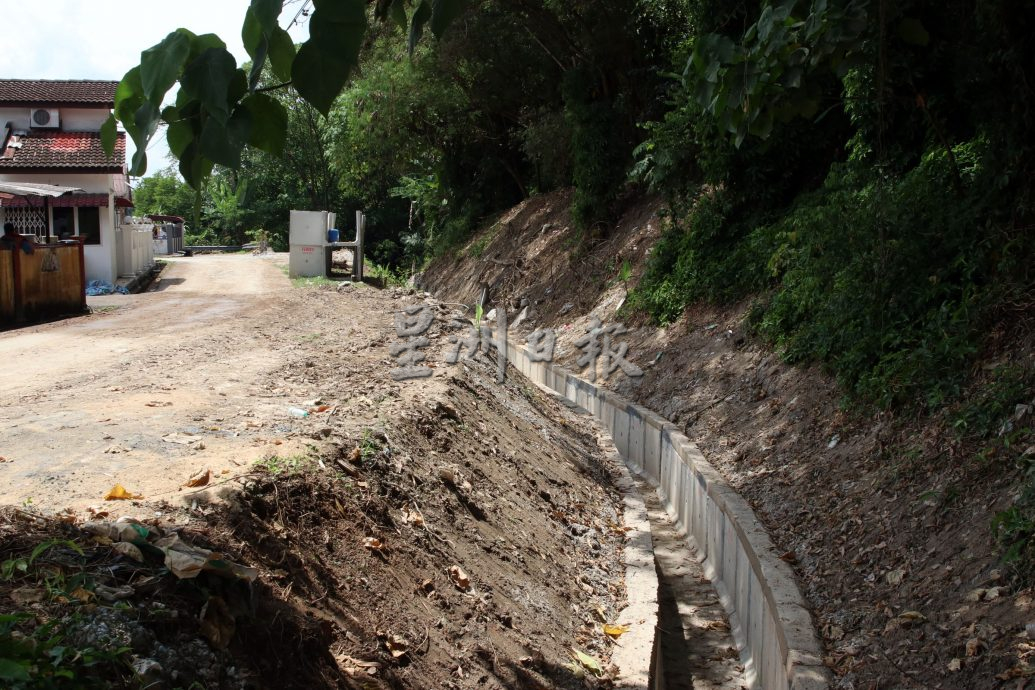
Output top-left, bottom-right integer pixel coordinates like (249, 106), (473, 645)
(116, 221), (155, 278)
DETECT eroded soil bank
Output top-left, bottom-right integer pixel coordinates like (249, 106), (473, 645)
(422, 188), (1035, 688)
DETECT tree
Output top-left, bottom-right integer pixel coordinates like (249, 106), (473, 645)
(102, 0), (467, 190)
(132, 166), (196, 219)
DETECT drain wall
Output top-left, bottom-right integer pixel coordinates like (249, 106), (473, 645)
(507, 341), (830, 690)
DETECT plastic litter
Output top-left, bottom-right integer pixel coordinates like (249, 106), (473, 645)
(287, 407), (309, 418)
(86, 280), (130, 296)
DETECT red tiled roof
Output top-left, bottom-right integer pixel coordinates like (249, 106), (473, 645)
(0, 79), (117, 106)
(0, 130), (125, 172)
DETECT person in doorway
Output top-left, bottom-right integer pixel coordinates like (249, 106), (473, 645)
(0, 222), (34, 254)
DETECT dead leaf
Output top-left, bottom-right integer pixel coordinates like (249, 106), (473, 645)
(570, 649), (604, 677)
(897, 610), (926, 624)
(966, 637), (984, 657)
(363, 537), (385, 552)
(948, 658), (961, 672)
(312, 404), (331, 413)
(69, 587), (94, 603)
(113, 542), (144, 562)
(401, 508), (424, 526)
(10, 586), (44, 606)
(104, 484), (142, 501)
(336, 654), (382, 676)
(94, 584), (133, 602)
(183, 468), (212, 488)
(162, 432), (202, 445)
(997, 664), (1035, 680)
(603, 623), (629, 639)
(886, 569), (905, 585)
(385, 634), (409, 658)
(199, 596), (235, 649)
(449, 565), (471, 591)
(350, 447), (362, 463)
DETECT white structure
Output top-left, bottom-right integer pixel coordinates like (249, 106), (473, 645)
(0, 80), (132, 284)
(117, 218), (156, 278)
(289, 210), (336, 278)
(288, 209), (366, 281)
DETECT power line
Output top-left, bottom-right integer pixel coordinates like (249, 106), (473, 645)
(288, 0), (312, 28)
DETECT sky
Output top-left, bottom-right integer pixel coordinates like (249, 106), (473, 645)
(0, 0), (311, 177)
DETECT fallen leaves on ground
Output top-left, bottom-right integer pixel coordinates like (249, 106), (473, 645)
(200, 595), (235, 649)
(162, 432), (202, 445)
(183, 468), (212, 488)
(103, 484), (142, 501)
(568, 648), (604, 677)
(449, 565), (470, 591)
(363, 537), (385, 552)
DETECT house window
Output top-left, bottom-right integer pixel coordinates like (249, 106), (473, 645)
(77, 207), (101, 245)
(3, 207), (47, 236)
(53, 207), (74, 239)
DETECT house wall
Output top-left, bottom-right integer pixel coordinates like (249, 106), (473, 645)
(0, 106), (108, 132)
(0, 171), (118, 283)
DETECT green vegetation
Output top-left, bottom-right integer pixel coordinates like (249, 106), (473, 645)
(1, 540), (132, 688)
(257, 452), (316, 475)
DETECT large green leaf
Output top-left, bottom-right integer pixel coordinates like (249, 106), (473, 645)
(130, 145), (148, 177)
(166, 118), (194, 158)
(114, 67), (144, 138)
(389, 0), (407, 30)
(178, 141), (215, 189)
(242, 93), (287, 155)
(250, 0), (282, 32)
(140, 31), (191, 106)
(292, 0), (367, 115)
(375, 0), (407, 29)
(134, 102), (162, 142)
(242, 7), (267, 60)
(430, 0), (466, 38)
(409, 0), (432, 54)
(181, 47), (238, 124)
(186, 33), (228, 63)
(268, 27), (296, 82)
(100, 113), (118, 157)
(198, 108), (251, 168)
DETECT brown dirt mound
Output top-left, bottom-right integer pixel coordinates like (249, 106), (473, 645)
(0, 359), (633, 689)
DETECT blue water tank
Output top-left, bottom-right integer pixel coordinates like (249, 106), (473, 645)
(327, 228), (340, 243)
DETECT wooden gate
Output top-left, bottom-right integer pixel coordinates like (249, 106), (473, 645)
(0, 241), (86, 326)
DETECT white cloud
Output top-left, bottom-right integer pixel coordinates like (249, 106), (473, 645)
(0, 0), (310, 177)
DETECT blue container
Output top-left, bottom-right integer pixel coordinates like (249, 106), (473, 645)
(327, 228), (340, 243)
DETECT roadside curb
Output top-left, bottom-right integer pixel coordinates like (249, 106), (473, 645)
(534, 383), (659, 689)
(511, 342), (830, 690)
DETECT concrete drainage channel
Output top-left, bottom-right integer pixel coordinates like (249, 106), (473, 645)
(508, 340), (831, 690)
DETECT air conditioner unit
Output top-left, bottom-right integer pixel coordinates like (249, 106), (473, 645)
(29, 108), (59, 128)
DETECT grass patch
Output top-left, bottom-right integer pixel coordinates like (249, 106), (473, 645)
(256, 453), (316, 476)
(290, 275), (340, 289)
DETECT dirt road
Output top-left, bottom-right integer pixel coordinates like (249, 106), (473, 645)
(0, 254), (384, 511)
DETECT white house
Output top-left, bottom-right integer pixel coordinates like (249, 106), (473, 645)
(0, 79), (130, 284)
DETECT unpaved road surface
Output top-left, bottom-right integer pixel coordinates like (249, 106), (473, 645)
(0, 254), (380, 511)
